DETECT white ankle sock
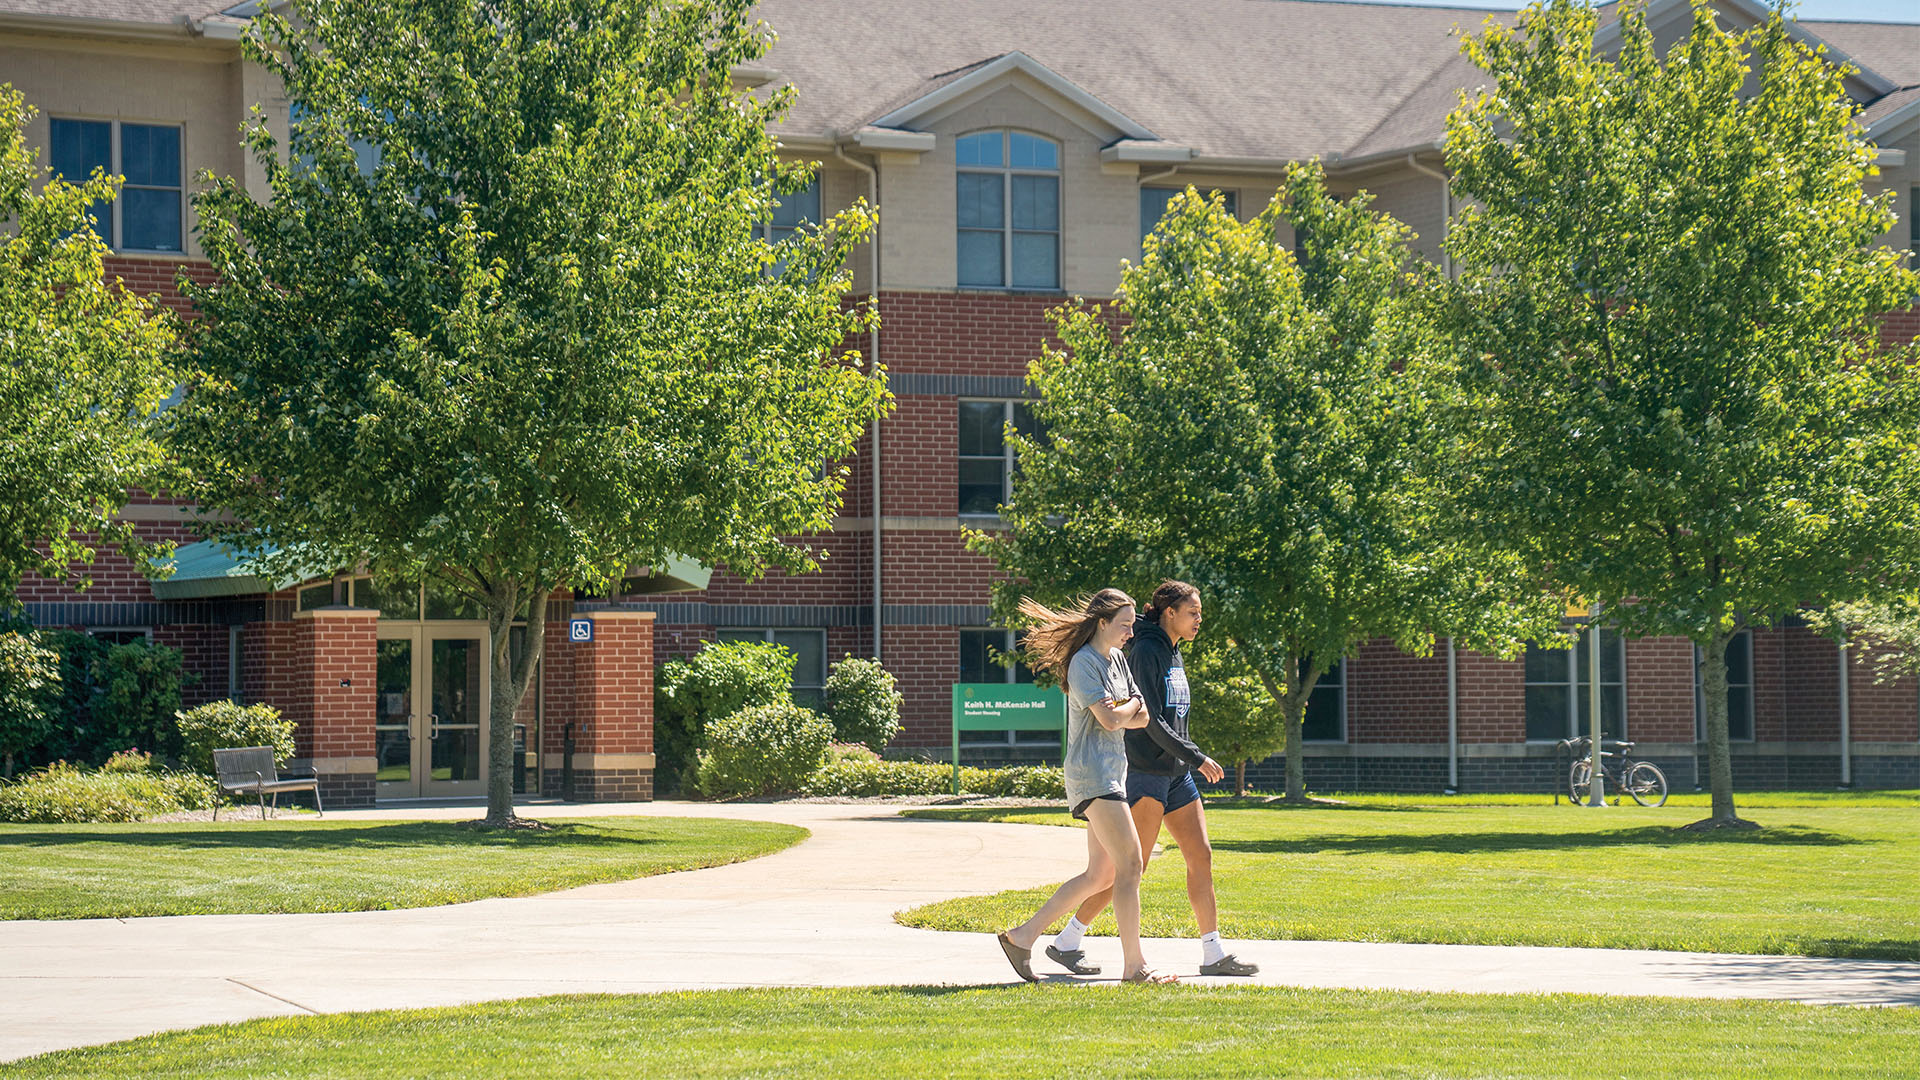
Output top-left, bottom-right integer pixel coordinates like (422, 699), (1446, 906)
(1201, 931), (1226, 965)
(1054, 916), (1089, 951)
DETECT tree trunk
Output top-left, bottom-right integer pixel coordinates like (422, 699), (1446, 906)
(1253, 654), (1322, 803)
(1234, 760), (1246, 796)
(482, 578), (551, 826)
(1691, 624), (1754, 830)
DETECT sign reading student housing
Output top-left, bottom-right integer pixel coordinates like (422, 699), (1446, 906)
(950, 683), (1066, 795)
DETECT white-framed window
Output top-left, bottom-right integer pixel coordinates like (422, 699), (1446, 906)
(1301, 658), (1346, 742)
(717, 628), (827, 710)
(1524, 626), (1625, 741)
(49, 118), (183, 253)
(958, 399), (1039, 516)
(958, 628), (1050, 746)
(86, 627), (152, 646)
(1694, 630), (1754, 742)
(956, 130), (1060, 290)
(1141, 186), (1236, 249)
(761, 178), (820, 244)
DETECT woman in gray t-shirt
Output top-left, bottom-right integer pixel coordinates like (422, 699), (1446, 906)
(993, 588), (1178, 984)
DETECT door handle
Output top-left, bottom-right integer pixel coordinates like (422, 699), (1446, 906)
(428, 713), (441, 740)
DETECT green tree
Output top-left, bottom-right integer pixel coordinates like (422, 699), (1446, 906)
(0, 86), (178, 607)
(977, 167), (1560, 801)
(1184, 641), (1279, 796)
(1441, 0), (1920, 827)
(0, 629), (60, 776)
(170, 0), (889, 825)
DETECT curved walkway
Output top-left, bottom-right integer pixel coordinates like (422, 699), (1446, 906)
(3, 800), (1916, 1062)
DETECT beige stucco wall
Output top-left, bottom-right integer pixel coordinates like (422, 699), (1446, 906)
(2, 29), (254, 260)
(1871, 120), (1917, 258)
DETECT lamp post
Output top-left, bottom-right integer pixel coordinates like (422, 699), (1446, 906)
(1586, 602), (1607, 807)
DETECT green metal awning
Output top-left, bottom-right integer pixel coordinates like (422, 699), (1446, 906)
(149, 540), (323, 601)
(151, 540), (713, 600)
(620, 551), (712, 595)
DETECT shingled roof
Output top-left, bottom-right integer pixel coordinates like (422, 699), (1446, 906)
(754, 0), (1502, 163)
(755, 0), (1916, 163)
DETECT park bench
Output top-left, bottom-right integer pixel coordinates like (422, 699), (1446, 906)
(212, 746), (323, 820)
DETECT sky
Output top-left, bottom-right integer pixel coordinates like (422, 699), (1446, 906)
(1343, 0), (1920, 20)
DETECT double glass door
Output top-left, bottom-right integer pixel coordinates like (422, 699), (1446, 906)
(375, 629), (486, 798)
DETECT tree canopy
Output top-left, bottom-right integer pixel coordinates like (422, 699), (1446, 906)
(977, 164), (1560, 800)
(1440, 0), (1920, 825)
(169, 0), (890, 823)
(0, 86), (178, 608)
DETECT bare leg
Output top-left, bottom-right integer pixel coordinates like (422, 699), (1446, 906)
(1070, 797), (1164, 929)
(1161, 799), (1216, 936)
(1010, 801), (1147, 973)
(1008, 817), (1119, 949)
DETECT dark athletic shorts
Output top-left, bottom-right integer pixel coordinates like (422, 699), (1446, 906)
(1071, 792), (1125, 821)
(1127, 769), (1202, 815)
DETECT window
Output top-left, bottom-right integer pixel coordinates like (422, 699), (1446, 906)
(86, 628), (150, 646)
(1140, 186), (1236, 249)
(956, 130), (1060, 290)
(49, 119), (182, 252)
(958, 399), (1039, 515)
(1524, 626), (1624, 741)
(959, 628), (1048, 746)
(762, 178), (820, 244)
(1911, 186), (1918, 265)
(717, 629), (827, 709)
(1695, 631), (1754, 742)
(1302, 659), (1345, 742)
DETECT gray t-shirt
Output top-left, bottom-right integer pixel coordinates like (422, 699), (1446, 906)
(1063, 643), (1137, 809)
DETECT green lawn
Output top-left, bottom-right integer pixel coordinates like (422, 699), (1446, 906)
(898, 797), (1920, 960)
(9, 987), (1915, 1079)
(0, 817), (805, 919)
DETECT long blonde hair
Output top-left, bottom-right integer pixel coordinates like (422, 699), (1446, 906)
(1016, 588), (1136, 677)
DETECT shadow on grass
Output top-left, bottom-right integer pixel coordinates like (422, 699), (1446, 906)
(1209, 824), (1863, 857)
(0, 821), (669, 852)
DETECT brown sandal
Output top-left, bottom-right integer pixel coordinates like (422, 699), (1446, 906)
(1122, 967), (1179, 984)
(997, 930), (1038, 983)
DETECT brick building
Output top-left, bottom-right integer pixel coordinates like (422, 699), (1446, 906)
(7, 0), (1919, 804)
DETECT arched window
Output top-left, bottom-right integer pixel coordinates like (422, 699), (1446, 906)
(955, 130), (1060, 290)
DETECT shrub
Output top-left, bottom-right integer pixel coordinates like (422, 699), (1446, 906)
(0, 758), (220, 823)
(963, 765), (1066, 800)
(802, 758), (949, 797)
(654, 640), (795, 793)
(826, 741), (880, 765)
(0, 630), (60, 777)
(798, 759), (1067, 799)
(822, 656), (902, 753)
(175, 700), (297, 775)
(1185, 643), (1284, 796)
(694, 702), (834, 799)
(35, 632), (191, 767)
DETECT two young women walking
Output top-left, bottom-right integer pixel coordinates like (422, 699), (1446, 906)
(995, 582), (1258, 984)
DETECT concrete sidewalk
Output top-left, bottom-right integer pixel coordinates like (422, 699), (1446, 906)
(3, 800), (1916, 1062)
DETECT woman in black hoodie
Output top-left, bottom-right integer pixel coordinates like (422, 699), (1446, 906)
(1044, 580), (1261, 978)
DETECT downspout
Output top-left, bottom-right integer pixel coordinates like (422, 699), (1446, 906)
(1838, 637), (1852, 788)
(1445, 638), (1459, 793)
(834, 142), (883, 661)
(1405, 154), (1451, 279)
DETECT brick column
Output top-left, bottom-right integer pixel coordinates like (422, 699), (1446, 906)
(290, 607), (380, 808)
(565, 609), (656, 801)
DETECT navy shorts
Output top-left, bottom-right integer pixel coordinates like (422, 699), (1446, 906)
(1127, 769), (1202, 814)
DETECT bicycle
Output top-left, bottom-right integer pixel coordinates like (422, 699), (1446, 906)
(1561, 737), (1669, 807)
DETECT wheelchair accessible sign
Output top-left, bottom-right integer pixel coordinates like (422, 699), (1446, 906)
(569, 618), (594, 643)
(951, 683), (1065, 794)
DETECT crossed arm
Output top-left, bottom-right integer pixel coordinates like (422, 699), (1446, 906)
(1090, 694), (1150, 731)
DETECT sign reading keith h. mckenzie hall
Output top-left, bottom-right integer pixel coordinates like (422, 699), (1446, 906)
(950, 683), (1066, 794)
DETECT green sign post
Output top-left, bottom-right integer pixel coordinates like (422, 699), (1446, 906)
(951, 683), (1066, 795)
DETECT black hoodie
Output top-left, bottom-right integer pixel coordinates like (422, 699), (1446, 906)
(1124, 615), (1208, 776)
